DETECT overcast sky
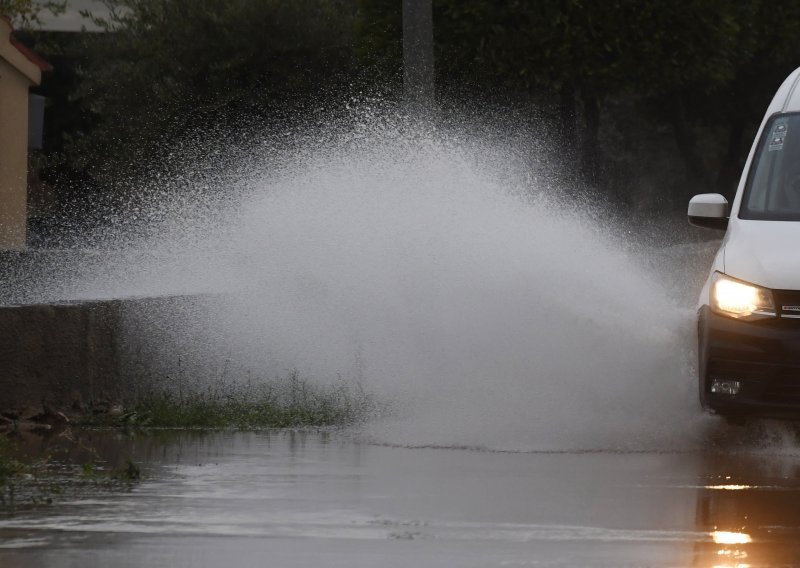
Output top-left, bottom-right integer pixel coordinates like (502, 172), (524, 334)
(38, 0), (111, 31)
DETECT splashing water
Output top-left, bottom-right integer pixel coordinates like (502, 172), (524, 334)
(21, 110), (728, 451)
(225, 129), (705, 451)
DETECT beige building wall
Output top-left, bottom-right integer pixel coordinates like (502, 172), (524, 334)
(0, 57), (30, 249)
(0, 18), (43, 250)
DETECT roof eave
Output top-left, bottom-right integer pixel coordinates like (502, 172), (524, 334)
(0, 15), (51, 85)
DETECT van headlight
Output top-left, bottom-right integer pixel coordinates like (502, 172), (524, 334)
(711, 272), (775, 320)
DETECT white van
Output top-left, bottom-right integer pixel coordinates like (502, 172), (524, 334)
(689, 66), (800, 422)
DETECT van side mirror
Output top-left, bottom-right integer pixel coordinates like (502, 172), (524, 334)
(688, 194), (729, 230)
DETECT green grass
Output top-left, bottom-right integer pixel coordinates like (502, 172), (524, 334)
(80, 373), (380, 429)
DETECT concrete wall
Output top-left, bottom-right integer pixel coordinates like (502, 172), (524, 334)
(0, 294), (218, 417)
(0, 300), (124, 415)
(0, 248), (224, 416)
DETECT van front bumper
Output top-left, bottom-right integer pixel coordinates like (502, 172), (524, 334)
(699, 306), (800, 418)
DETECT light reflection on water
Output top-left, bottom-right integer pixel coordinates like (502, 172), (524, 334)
(710, 531), (752, 545)
(1, 431), (800, 566)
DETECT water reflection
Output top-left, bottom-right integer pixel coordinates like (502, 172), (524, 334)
(7, 429), (800, 566)
(693, 452), (800, 566)
(710, 531), (751, 545)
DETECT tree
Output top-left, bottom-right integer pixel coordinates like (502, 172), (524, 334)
(0, 0), (65, 28)
(432, 0), (745, 187)
(61, 0), (359, 183)
(355, 0), (800, 200)
(25, 0), (800, 212)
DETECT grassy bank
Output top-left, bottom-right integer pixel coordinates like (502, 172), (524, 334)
(79, 374), (380, 429)
(1, 375), (380, 512)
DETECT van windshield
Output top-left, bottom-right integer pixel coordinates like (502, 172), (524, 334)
(741, 113), (800, 221)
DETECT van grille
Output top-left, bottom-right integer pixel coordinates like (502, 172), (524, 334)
(762, 374), (800, 404)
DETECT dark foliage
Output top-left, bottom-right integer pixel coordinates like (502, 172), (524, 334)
(16, 0), (800, 217)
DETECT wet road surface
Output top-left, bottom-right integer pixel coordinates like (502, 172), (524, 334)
(1, 430), (800, 567)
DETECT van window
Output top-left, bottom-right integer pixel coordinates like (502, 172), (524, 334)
(741, 113), (800, 220)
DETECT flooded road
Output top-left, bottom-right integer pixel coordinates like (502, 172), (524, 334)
(2, 430), (800, 567)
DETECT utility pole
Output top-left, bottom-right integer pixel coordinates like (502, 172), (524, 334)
(402, 0), (434, 112)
